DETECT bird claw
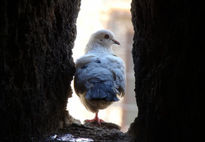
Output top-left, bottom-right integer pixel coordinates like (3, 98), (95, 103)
(84, 118), (104, 125)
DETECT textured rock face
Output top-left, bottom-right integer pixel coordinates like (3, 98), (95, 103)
(129, 0), (202, 142)
(0, 0), (80, 141)
(1, 0), (203, 141)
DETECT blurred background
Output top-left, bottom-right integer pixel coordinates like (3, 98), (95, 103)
(67, 0), (137, 132)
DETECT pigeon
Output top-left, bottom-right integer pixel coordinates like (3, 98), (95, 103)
(74, 29), (125, 124)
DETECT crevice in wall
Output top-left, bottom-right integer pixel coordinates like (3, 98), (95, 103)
(3, 0), (202, 141)
(67, 0), (137, 134)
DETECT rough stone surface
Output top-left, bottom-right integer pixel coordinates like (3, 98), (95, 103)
(129, 0), (203, 142)
(1, 0), (203, 141)
(0, 0), (80, 141)
(43, 123), (130, 142)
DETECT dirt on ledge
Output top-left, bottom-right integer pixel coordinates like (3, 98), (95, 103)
(43, 122), (130, 142)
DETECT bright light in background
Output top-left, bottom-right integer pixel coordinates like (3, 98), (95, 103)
(67, 0), (138, 132)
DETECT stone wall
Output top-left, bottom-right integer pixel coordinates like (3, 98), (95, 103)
(129, 0), (202, 142)
(0, 0), (80, 141)
(1, 0), (203, 141)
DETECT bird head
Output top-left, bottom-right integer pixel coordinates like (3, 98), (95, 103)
(88, 29), (120, 48)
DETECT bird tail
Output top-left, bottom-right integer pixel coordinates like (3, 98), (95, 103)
(85, 81), (119, 101)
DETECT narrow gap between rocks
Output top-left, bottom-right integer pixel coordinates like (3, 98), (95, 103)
(46, 0), (137, 141)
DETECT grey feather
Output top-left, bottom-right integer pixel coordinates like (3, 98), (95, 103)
(74, 29), (125, 113)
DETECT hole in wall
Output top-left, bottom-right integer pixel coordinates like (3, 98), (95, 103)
(67, 0), (138, 132)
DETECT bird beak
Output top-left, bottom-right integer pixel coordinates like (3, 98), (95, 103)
(112, 39), (120, 45)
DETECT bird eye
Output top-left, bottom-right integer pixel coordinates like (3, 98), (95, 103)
(104, 34), (109, 39)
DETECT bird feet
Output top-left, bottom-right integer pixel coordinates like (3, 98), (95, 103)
(84, 118), (104, 125)
(84, 113), (104, 125)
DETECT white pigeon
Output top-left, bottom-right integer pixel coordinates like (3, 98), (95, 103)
(74, 29), (125, 124)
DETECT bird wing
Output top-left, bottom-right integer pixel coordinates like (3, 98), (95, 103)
(75, 54), (96, 69)
(74, 53), (125, 101)
(101, 54), (126, 97)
